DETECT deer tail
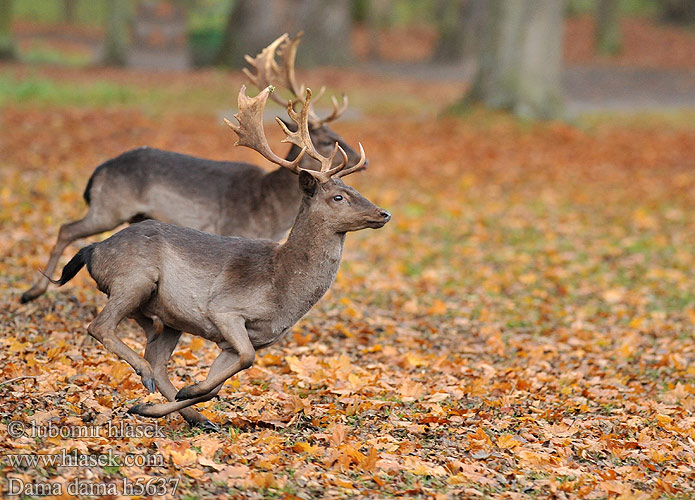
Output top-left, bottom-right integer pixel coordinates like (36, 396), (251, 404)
(45, 245), (95, 286)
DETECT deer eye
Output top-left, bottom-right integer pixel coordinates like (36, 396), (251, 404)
(333, 195), (344, 202)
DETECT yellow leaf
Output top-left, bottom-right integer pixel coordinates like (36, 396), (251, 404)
(602, 288), (624, 304)
(164, 446), (197, 467)
(189, 337), (205, 351)
(259, 353), (283, 366)
(250, 472), (276, 488)
(628, 317), (644, 329)
(497, 434), (522, 449)
(519, 273), (537, 285)
(405, 352), (429, 368)
(402, 299), (419, 314)
(334, 478), (354, 489)
(292, 441), (319, 455)
(108, 361), (132, 385)
(427, 299), (448, 315)
(656, 414), (673, 426)
(198, 456), (224, 471)
(8, 339), (31, 353)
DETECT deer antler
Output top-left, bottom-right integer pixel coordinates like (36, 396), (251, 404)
(243, 33), (349, 127)
(225, 86), (365, 181)
(243, 33), (302, 108)
(224, 85), (305, 173)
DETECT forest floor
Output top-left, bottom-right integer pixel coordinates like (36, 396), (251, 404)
(1, 14), (695, 500)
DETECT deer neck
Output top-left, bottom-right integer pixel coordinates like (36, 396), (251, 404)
(262, 145), (312, 232)
(273, 200), (345, 322)
(262, 144), (310, 226)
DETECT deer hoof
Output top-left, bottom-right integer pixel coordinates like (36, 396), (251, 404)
(195, 419), (220, 433)
(127, 403), (154, 417)
(175, 384), (201, 401)
(142, 378), (156, 393)
(20, 289), (40, 304)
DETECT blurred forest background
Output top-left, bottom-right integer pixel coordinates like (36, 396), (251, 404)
(2, 0), (695, 118)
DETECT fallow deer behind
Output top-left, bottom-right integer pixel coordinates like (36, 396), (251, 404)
(21, 33), (361, 303)
(49, 85), (390, 429)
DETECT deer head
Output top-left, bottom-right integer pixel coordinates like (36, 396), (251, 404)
(225, 86), (389, 233)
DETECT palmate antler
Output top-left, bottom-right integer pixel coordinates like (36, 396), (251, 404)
(225, 85), (366, 181)
(243, 33), (348, 128)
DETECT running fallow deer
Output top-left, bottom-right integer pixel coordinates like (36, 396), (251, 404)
(21, 33), (360, 304)
(49, 85), (390, 428)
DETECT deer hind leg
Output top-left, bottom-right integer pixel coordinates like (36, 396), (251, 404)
(21, 209), (123, 303)
(133, 314), (218, 430)
(88, 281), (157, 392)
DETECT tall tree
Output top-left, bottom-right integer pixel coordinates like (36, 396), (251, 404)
(216, 0), (352, 68)
(215, 0), (282, 67)
(432, 0), (487, 64)
(102, 0), (129, 65)
(462, 0), (565, 119)
(660, 0), (695, 24)
(63, 0), (77, 24)
(364, 0), (393, 61)
(595, 0), (621, 55)
(289, 0), (352, 66)
(0, 0), (15, 61)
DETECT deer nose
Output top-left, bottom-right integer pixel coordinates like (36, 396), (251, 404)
(379, 210), (391, 222)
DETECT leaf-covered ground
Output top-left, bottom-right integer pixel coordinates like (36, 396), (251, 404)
(1, 60), (695, 499)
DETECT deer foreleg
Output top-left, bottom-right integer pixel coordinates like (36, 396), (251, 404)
(128, 349), (237, 418)
(175, 314), (255, 400)
(136, 315), (218, 430)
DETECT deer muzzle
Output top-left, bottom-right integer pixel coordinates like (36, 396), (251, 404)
(366, 209), (391, 228)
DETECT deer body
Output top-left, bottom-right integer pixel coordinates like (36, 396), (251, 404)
(51, 85), (388, 427)
(85, 146), (307, 239)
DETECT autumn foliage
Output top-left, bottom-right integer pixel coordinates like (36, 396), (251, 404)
(1, 52), (695, 498)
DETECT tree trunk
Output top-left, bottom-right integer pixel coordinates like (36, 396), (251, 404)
(63, 0), (77, 24)
(595, 0), (621, 55)
(365, 0), (393, 61)
(432, 0), (465, 63)
(464, 0), (565, 119)
(102, 0), (129, 66)
(289, 0), (352, 66)
(215, 0), (352, 68)
(432, 0), (486, 65)
(215, 0), (284, 67)
(0, 0), (15, 61)
(660, 0), (695, 24)
(460, 0), (486, 66)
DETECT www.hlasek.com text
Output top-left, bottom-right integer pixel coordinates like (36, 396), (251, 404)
(4, 449), (165, 468)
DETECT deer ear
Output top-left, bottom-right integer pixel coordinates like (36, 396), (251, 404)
(299, 170), (318, 197)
